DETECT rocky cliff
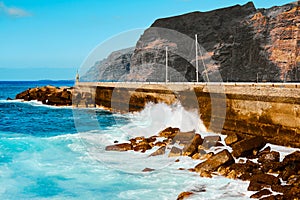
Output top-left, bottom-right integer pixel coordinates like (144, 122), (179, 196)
(84, 1), (299, 82)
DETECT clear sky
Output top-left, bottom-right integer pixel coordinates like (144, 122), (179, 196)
(0, 0), (294, 80)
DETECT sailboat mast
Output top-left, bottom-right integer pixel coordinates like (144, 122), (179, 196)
(195, 34), (199, 83)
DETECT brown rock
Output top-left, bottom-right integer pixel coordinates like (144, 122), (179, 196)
(154, 141), (166, 147)
(283, 186), (300, 199)
(142, 168), (155, 172)
(248, 174), (280, 191)
(232, 136), (266, 158)
(133, 143), (152, 152)
(105, 143), (132, 151)
(259, 195), (284, 200)
(150, 146), (166, 157)
(172, 131), (196, 145)
(250, 189), (272, 198)
(177, 191), (193, 200)
(182, 134), (203, 156)
(194, 149), (234, 174)
(225, 133), (240, 146)
(158, 127), (180, 139)
(201, 135), (221, 149)
(258, 151), (280, 163)
(168, 147), (182, 157)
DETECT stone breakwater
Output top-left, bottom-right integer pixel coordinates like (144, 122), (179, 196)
(74, 82), (300, 148)
(106, 127), (300, 200)
(15, 82), (300, 148)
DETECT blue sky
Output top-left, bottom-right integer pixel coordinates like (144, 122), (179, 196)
(0, 0), (294, 80)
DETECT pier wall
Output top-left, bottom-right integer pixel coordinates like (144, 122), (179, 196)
(76, 82), (300, 147)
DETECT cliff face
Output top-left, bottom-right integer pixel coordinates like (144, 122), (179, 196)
(83, 1), (299, 82)
(81, 47), (134, 81)
(125, 1), (299, 82)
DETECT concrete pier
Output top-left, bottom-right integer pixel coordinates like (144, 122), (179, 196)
(75, 82), (300, 147)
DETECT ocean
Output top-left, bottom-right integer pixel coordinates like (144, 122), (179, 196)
(1, 81), (296, 200)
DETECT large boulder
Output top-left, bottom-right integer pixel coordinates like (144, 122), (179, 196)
(231, 136), (266, 158)
(182, 134), (203, 156)
(194, 149), (234, 174)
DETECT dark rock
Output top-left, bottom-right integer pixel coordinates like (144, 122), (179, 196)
(259, 195), (284, 200)
(168, 147), (182, 157)
(105, 143), (132, 151)
(250, 189), (272, 199)
(171, 131), (196, 145)
(6, 97), (12, 100)
(232, 136), (266, 158)
(182, 134), (203, 156)
(150, 146), (166, 156)
(283, 186), (300, 199)
(201, 135), (221, 149)
(194, 149), (234, 174)
(177, 191), (194, 200)
(142, 168), (155, 172)
(248, 174), (280, 191)
(133, 143), (152, 152)
(258, 151), (280, 163)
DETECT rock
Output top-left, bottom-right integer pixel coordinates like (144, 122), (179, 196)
(142, 168), (155, 172)
(225, 133), (240, 146)
(150, 146), (166, 156)
(158, 127), (180, 139)
(231, 136), (266, 158)
(248, 174), (280, 191)
(105, 143), (132, 151)
(154, 141), (166, 147)
(260, 195), (284, 200)
(287, 175), (300, 186)
(182, 134), (203, 156)
(229, 160), (260, 180)
(201, 135), (221, 149)
(199, 152), (214, 160)
(177, 191), (194, 200)
(168, 147), (182, 157)
(133, 143), (152, 152)
(279, 151), (300, 181)
(15, 86), (73, 106)
(258, 151), (280, 163)
(250, 189), (272, 198)
(194, 149), (234, 174)
(6, 97), (12, 100)
(171, 131), (196, 145)
(283, 186), (300, 199)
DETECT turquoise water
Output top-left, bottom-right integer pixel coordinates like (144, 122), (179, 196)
(0, 81), (252, 200)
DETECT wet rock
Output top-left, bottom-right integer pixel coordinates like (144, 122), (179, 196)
(142, 168), (155, 172)
(133, 143), (152, 152)
(258, 151), (280, 163)
(105, 143), (132, 151)
(199, 152), (214, 160)
(279, 151), (300, 181)
(182, 134), (203, 156)
(194, 149), (234, 174)
(250, 189), (272, 198)
(201, 135), (221, 149)
(283, 186), (300, 199)
(232, 136), (266, 158)
(248, 174), (280, 191)
(177, 191), (194, 200)
(225, 133), (240, 146)
(6, 97), (12, 100)
(150, 146), (166, 156)
(287, 175), (300, 186)
(260, 195), (284, 200)
(172, 131), (196, 145)
(158, 127), (180, 139)
(154, 141), (166, 147)
(168, 147), (182, 157)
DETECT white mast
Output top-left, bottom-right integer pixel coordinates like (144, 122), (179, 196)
(195, 34), (199, 83)
(166, 46), (168, 83)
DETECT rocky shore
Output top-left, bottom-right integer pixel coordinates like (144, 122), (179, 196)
(15, 85), (73, 106)
(105, 127), (300, 200)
